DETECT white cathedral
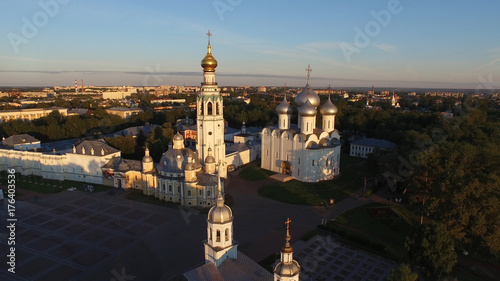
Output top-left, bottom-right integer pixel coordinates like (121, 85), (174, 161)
(261, 66), (341, 182)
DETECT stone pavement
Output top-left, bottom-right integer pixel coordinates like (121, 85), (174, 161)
(0, 167), (391, 280)
(293, 234), (396, 281)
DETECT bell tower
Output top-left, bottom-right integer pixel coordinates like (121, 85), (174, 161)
(196, 30), (226, 177)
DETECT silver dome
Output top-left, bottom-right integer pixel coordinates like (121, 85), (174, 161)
(208, 194), (232, 224)
(320, 96), (338, 115)
(298, 100), (317, 117)
(295, 84), (320, 107)
(276, 96), (293, 114)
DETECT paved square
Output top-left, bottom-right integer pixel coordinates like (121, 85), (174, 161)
(294, 235), (397, 281)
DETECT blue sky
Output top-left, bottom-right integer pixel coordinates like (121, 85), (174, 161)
(1, 0), (499, 89)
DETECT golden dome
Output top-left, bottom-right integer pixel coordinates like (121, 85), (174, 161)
(201, 42), (218, 72)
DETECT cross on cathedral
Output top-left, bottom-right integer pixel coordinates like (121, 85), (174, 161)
(207, 30), (212, 44)
(305, 64), (312, 84)
(285, 218), (292, 233)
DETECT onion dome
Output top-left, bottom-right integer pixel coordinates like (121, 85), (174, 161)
(205, 147), (215, 164)
(298, 100), (317, 117)
(142, 147), (153, 163)
(276, 95), (293, 114)
(208, 177), (232, 224)
(320, 96), (338, 115)
(201, 32), (218, 72)
(295, 84), (320, 107)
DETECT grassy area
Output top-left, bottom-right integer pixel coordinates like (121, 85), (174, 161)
(321, 203), (414, 263)
(238, 162), (275, 181)
(0, 172), (111, 194)
(257, 153), (367, 206)
(258, 154), (362, 206)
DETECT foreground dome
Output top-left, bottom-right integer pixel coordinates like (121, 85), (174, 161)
(295, 84), (320, 107)
(298, 100), (317, 117)
(208, 193), (232, 223)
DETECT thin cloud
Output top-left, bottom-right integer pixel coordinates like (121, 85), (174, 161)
(371, 43), (396, 53)
(297, 42), (343, 53)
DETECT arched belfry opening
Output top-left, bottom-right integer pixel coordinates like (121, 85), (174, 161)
(207, 102), (213, 115)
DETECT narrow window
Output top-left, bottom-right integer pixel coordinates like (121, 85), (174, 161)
(312, 160), (315, 166)
(216, 230), (221, 242)
(188, 190), (191, 196)
(298, 158), (300, 164)
(225, 228), (229, 241)
(207, 102), (212, 115)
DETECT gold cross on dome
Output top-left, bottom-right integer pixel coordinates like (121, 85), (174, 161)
(285, 218), (291, 232)
(305, 64), (312, 83)
(207, 30), (212, 44)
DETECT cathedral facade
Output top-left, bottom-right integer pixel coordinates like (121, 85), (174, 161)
(261, 66), (341, 182)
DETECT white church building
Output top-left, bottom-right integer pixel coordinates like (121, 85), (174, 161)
(261, 66), (341, 182)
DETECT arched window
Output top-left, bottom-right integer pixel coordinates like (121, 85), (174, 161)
(225, 228), (229, 241)
(209, 227), (212, 241)
(199, 101), (203, 115)
(216, 102), (220, 115)
(207, 102), (212, 115)
(216, 230), (221, 242)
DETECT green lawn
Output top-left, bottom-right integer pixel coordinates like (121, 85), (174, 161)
(322, 203), (415, 263)
(2, 172), (111, 194)
(239, 162), (275, 181)
(258, 153), (363, 206)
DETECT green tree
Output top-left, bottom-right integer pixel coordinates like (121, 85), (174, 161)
(385, 264), (418, 281)
(406, 223), (457, 278)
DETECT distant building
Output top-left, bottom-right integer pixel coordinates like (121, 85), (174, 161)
(0, 107), (68, 123)
(106, 107), (143, 119)
(350, 138), (397, 158)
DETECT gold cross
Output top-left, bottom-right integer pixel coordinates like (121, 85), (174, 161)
(207, 30), (212, 44)
(285, 218), (291, 232)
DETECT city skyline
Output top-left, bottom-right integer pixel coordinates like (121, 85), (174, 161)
(1, 0), (500, 89)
